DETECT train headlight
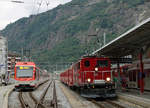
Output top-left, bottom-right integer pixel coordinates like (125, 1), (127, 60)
(95, 67), (98, 71)
(87, 78), (91, 82)
(106, 77), (110, 82)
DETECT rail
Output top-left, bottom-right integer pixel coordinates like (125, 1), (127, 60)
(89, 99), (126, 108)
(18, 92), (31, 108)
(18, 80), (58, 108)
(34, 80), (53, 108)
(18, 80), (51, 108)
(51, 80), (58, 108)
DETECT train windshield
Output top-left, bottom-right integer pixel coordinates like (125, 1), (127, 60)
(96, 60), (108, 67)
(16, 66), (33, 78)
(84, 60), (90, 67)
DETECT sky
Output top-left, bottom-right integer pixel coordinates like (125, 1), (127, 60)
(0, 0), (72, 30)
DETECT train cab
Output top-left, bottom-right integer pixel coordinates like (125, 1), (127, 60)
(65, 56), (116, 98)
(80, 57), (111, 86)
(14, 62), (36, 91)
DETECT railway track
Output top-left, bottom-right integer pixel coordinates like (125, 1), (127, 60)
(19, 92), (31, 108)
(90, 98), (145, 108)
(18, 80), (58, 108)
(18, 80), (51, 108)
(33, 80), (53, 108)
(116, 98), (145, 108)
(51, 81), (58, 108)
(106, 100), (126, 108)
(89, 99), (127, 108)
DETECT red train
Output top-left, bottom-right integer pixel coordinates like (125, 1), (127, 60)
(60, 56), (116, 98)
(112, 61), (150, 91)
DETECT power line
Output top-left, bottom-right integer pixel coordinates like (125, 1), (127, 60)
(37, 0), (43, 14)
(45, 0), (50, 11)
(11, 0), (24, 3)
(31, 0), (37, 15)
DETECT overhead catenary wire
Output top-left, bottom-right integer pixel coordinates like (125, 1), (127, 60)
(45, 0), (50, 11)
(32, 0), (51, 15)
(37, 0), (43, 14)
(31, 0), (37, 15)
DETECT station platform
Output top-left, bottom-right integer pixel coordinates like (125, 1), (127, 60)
(116, 89), (150, 107)
(118, 88), (150, 99)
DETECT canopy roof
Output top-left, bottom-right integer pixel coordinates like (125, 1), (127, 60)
(92, 18), (150, 57)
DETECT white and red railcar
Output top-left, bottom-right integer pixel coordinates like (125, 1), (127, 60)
(14, 62), (49, 91)
(14, 62), (37, 90)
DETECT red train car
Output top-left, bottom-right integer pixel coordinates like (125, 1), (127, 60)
(14, 62), (37, 91)
(113, 61), (150, 91)
(60, 56), (116, 98)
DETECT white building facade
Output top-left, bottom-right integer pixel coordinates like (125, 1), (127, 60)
(0, 36), (7, 80)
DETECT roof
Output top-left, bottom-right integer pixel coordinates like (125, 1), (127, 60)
(8, 52), (20, 57)
(15, 62), (35, 66)
(92, 17), (150, 57)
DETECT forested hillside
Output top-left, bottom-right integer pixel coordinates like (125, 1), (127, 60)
(1, 0), (150, 66)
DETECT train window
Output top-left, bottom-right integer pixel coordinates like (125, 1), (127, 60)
(129, 71), (133, 81)
(133, 71), (136, 82)
(84, 60), (90, 67)
(16, 66), (33, 78)
(97, 60), (108, 67)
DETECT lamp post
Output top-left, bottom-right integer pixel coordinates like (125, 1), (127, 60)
(87, 28), (101, 53)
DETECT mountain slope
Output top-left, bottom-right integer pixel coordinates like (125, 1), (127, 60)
(1, 0), (150, 67)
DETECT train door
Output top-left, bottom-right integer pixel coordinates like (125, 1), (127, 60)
(77, 62), (82, 85)
(128, 70), (137, 88)
(73, 64), (78, 86)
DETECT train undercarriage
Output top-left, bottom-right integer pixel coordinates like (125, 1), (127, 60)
(72, 83), (116, 98)
(15, 84), (35, 91)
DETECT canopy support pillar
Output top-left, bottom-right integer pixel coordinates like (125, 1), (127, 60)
(139, 49), (144, 94)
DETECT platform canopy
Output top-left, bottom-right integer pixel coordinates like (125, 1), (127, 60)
(92, 17), (150, 57)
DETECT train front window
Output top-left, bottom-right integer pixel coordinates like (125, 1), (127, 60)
(97, 60), (108, 67)
(84, 60), (90, 67)
(16, 66), (33, 78)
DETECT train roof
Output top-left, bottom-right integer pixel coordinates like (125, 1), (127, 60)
(80, 55), (109, 60)
(15, 62), (35, 66)
(71, 56), (110, 66)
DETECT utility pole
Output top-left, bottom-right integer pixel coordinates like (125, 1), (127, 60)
(21, 48), (24, 61)
(103, 32), (106, 46)
(88, 34), (97, 52)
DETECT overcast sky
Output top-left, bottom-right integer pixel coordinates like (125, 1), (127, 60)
(0, 0), (72, 30)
